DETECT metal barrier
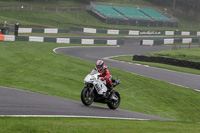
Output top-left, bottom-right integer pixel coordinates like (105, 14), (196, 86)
(133, 55), (200, 69)
(0, 35), (124, 45)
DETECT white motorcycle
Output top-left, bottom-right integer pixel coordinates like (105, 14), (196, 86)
(81, 68), (121, 109)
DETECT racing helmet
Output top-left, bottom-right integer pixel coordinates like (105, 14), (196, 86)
(96, 60), (105, 73)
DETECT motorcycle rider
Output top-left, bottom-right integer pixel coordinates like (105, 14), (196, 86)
(95, 60), (113, 95)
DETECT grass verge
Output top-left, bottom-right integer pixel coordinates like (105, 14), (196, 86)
(0, 117), (200, 133)
(0, 0), (86, 7)
(0, 41), (200, 121)
(146, 47), (200, 62)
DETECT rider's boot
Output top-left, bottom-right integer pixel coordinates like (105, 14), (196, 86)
(107, 82), (117, 101)
(107, 81), (113, 95)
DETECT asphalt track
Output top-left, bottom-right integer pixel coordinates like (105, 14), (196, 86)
(1, 37), (199, 121)
(0, 86), (170, 120)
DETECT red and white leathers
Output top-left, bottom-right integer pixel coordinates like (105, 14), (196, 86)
(97, 65), (113, 90)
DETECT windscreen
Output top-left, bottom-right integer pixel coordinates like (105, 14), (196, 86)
(90, 69), (98, 75)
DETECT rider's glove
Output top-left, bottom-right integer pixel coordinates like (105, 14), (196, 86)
(101, 77), (105, 81)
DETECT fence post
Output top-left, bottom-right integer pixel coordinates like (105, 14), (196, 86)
(14, 23), (19, 36)
(188, 41), (191, 50)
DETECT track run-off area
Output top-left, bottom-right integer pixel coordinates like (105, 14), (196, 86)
(1, 37), (200, 121)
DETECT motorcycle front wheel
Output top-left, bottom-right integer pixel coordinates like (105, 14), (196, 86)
(81, 87), (94, 106)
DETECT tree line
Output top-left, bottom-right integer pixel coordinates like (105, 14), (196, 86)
(147, 0), (200, 16)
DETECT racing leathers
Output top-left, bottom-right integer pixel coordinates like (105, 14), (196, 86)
(97, 65), (113, 91)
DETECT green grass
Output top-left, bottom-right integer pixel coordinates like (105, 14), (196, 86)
(172, 8), (200, 30)
(0, 0), (86, 7)
(0, 41), (109, 100)
(0, 10), (139, 29)
(146, 47), (200, 62)
(111, 55), (200, 75)
(0, 41), (200, 122)
(0, 10), (103, 28)
(0, 117), (200, 133)
(0, 9), (175, 30)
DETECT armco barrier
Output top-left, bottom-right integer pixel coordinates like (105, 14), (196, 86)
(70, 27), (200, 36)
(9, 27), (200, 36)
(133, 55), (200, 70)
(141, 38), (200, 46)
(9, 28), (70, 34)
(0, 35), (124, 45)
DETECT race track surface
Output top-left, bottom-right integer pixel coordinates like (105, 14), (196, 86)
(0, 86), (171, 120)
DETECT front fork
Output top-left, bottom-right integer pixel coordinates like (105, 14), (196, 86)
(85, 84), (94, 96)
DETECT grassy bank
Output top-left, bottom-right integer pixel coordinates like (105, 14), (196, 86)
(0, 0), (86, 7)
(146, 47), (200, 62)
(0, 9), (199, 31)
(0, 10), (174, 30)
(0, 0), (200, 30)
(0, 117), (200, 133)
(0, 41), (200, 121)
(0, 10), (103, 28)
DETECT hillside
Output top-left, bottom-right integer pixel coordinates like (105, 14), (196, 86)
(0, 0), (199, 30)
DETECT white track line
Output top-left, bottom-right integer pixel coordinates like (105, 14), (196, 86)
(53, 45), (120, 53)
(0, 115), (149, 120)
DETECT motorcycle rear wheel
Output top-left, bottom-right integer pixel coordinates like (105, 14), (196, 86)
(107, 90), (120, 109)
(81, 87), (94, 106)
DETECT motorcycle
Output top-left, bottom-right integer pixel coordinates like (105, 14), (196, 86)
(81, 68), (121, 109)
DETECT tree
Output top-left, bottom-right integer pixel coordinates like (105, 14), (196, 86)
(192, 0), (200, 16)
(147, 0), (200, 17)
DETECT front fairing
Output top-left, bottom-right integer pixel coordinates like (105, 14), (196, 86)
(84, 69), (107, 95)
(84, 69), (100, 84)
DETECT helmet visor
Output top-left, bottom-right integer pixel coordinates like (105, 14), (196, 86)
(96, 65), (101, 69)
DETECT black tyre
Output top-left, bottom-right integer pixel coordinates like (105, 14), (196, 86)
(81, 87), (94, 106)
(107, 90), (120, 109)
